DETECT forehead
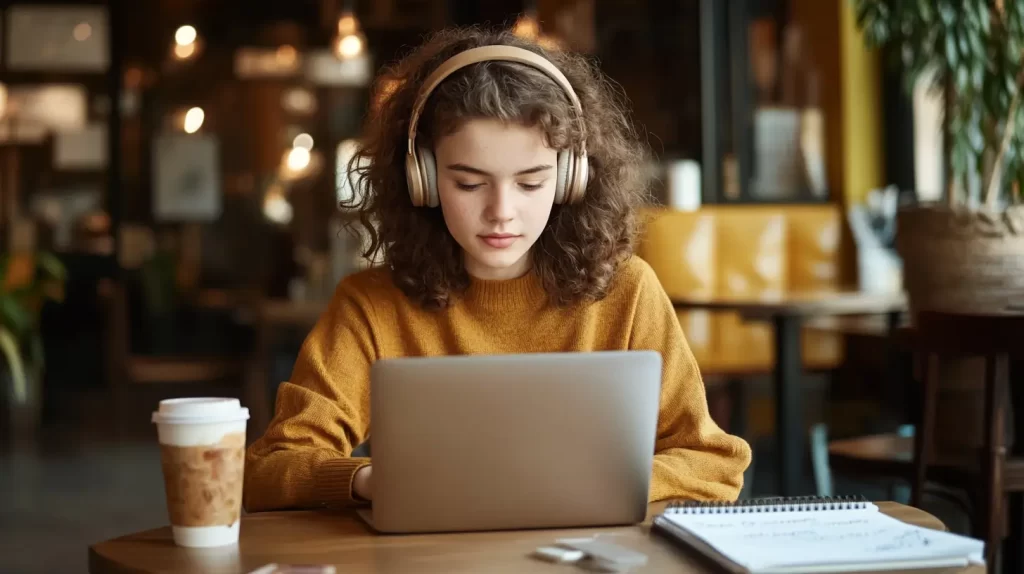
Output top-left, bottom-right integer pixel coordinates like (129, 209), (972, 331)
(435, 118), (555, 169)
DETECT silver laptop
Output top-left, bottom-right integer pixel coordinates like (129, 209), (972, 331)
(358, 350), (662, 534)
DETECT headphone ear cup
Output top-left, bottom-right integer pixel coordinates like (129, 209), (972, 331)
(566, 152), (579, 204)
(417, 146), (439, 207)
(570, 153), (589, 204)
(555, 150), (571, 204)
(405, 151), (425, 206)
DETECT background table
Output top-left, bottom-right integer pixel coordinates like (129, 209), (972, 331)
(89, 501), (978, 574)
(672, 290), (907, 496)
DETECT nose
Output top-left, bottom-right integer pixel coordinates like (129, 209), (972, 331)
(484, 182), (516, 223)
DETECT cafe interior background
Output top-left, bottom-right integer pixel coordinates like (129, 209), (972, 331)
(2, 0), (1023, 571)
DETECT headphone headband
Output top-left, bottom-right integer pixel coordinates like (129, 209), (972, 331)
(406, 45), (586, 156)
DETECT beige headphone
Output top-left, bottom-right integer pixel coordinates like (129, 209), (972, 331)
(405, 45), (590, 208)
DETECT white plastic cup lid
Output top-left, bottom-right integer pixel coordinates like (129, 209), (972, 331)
(151, 397), (250, 425)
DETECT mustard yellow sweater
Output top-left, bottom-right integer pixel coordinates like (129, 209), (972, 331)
(244, 257), (751, 512)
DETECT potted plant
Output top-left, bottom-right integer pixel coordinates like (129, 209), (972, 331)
(855, 0), (1024, 455)
(855, 0), (1024, 313)
(0, 250), (66, 440)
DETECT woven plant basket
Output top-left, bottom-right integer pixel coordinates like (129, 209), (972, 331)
(895, 204), (1024, 456)
(897, 204), (1024, 314)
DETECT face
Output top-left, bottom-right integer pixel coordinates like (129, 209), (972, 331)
(434, 118), (558, 280)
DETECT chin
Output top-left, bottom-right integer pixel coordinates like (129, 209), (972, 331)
(468, 249), (531, 276)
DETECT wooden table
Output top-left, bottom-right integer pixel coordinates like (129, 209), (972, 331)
(672, 290), (907, 496)
(89, 502), (976, 574)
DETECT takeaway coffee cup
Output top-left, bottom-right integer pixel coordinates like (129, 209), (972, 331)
(152, 398), (250, 548)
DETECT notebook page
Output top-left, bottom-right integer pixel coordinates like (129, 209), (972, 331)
(663, 507), (984, 573)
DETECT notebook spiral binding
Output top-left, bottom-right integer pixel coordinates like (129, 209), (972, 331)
(665, 495), (871, 515)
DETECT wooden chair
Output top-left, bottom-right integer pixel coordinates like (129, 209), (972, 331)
(99, 279), (269, 434)
(827, 307), (1024, 571)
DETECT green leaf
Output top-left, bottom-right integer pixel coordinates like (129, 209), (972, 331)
(946, 33), (959, 67)
(968, 119), (985, 152)
(940, 3), (956, 25)
(917, 0), (933, 22)
(958, 31), (970, 57)
(968, 28), (985, 56)
(35, 252), (66, 282)
(0, 326), (27, 404)
(956, 64), (970, 92)
(972, 62), (986, 91)
(0, 293), (31, 337)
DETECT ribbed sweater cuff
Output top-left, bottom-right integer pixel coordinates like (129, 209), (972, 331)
(315, 457), (371, 507)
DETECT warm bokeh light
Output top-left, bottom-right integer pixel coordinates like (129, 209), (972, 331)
(336, 34), (363, 59)
(276, 44), (297, 65)
(183, 107), (205, 133)
(282, 87), (317, 115)
(73, 22), (92, 42)
(333, 11), (365, 60)
(537, 34), (563, 51)
(292, 133), (314, 150)
(174, 42), (196, 60)
(513, 13), (540, 40)
(286, 146), (311, 171)
(124, 67), (144, 89)
(337, 14), (358, 35)
(175, 25), (197, 46)
(263, 188), (293, 224)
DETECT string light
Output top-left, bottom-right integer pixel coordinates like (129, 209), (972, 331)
(175, 25), (197, 46)
(333, 10), (366, 60)
(172, 24), (200, 61)
(286, 146), (311, 171)
(174, 43), (196, 60)
(183, 107), (204, 133)
(263, 186), (293, 224)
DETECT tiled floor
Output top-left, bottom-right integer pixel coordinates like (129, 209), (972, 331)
(1, 428), (168, 573)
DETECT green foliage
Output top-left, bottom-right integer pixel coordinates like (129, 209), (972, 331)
(854, 0), (1024, 207)
(0, 252), (66, 403)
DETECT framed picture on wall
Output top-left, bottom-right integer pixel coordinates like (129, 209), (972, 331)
(153, 133), (222, 222)
(6, 5), (109, 71)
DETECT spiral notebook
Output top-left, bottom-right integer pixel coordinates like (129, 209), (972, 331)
(651, 496), (984, 573)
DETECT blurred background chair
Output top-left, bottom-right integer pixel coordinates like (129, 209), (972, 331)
(99, 278), (268, 436)
(823, 308), (1024, 572)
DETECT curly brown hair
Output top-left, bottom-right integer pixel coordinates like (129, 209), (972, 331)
(344, 26), (652, 309)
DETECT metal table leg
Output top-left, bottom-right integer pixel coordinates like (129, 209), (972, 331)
(774, 314), (804, 497)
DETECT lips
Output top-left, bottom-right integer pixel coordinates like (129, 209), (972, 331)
(479, 234), (520, 249)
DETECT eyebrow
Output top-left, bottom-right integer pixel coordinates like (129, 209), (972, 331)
(446, 163), (554, 177)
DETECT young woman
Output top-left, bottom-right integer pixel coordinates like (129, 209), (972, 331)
(244, 27), (751, 512)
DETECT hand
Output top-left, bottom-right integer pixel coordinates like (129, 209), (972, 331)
(353, 465), (373, 501)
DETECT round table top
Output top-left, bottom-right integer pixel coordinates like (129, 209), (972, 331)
(671, 289), (907, 318)
(88, 501), (979, 574)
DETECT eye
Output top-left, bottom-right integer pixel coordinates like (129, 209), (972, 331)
(519, 182), (545, 191)
(456, 182), (484, 191)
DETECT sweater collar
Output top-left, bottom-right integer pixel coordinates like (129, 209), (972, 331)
(462, 269), (548, 309)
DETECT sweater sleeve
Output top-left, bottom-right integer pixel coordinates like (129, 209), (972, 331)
(243, 279), (377, 512)
(629, 263), (752, 502)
